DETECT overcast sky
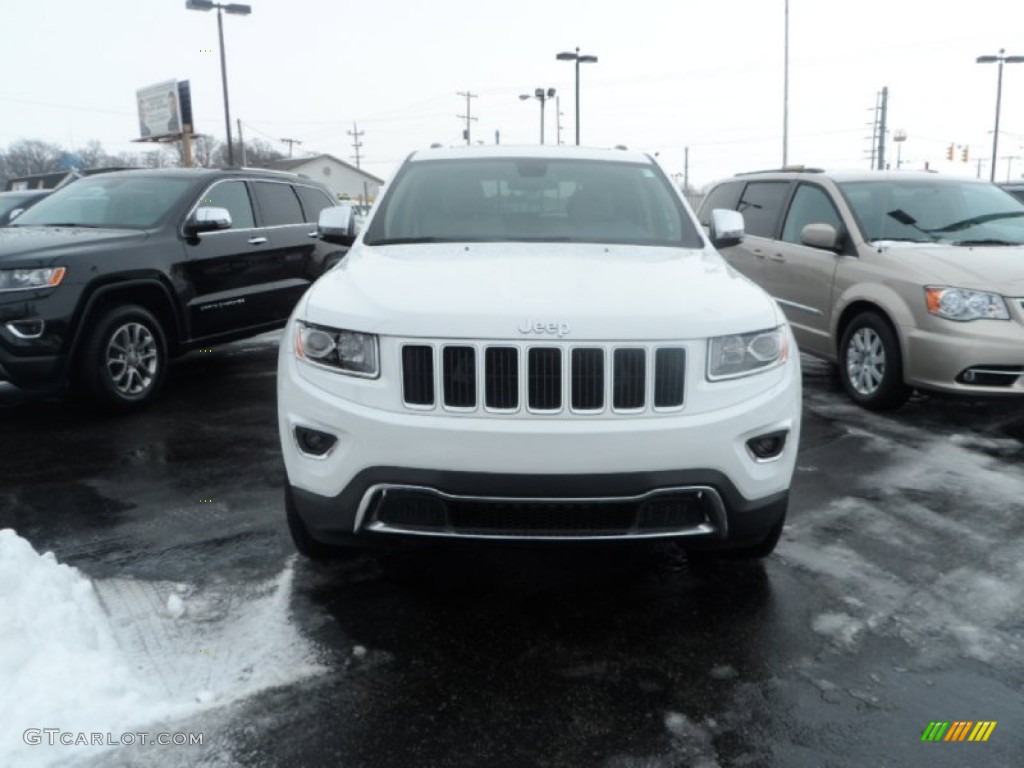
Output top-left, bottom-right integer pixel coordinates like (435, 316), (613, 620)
(5, 0), (1024, 188)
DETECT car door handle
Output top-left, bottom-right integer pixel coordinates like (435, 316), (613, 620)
(248, 237), (268, 245)
(307, 231), (319, 238)
(770, 253), (786, 262)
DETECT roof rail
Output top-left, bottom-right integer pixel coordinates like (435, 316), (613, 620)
(735, 166), (825, 176)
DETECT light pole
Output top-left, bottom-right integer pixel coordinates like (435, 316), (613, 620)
(519, 88), (556, 144)
(976, 48), (1024, 182)
(556, 47), (598, 145)
(186, 0), (252, 166)
(893, 129), (907, 169)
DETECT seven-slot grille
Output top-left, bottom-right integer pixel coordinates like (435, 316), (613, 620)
(401, 342), (686, 414)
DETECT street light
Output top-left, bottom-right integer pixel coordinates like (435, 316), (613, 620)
(519, 88), (556, 144)
(976, 48), (1024, 182)
(186, 0), (252, 166)
(893, 129), (907, 169)
(556, 47), (598, 145)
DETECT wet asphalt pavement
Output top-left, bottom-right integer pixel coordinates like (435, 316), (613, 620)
(2, 333), (1023, 768)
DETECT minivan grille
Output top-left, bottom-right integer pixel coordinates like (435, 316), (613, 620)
(400, 342), (686, 415)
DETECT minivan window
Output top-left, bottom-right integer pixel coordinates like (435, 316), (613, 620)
(736, 181), (790, 238)
(781, 184), (843, 244)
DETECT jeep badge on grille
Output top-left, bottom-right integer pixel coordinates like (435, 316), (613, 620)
(517, 319), (571, 337)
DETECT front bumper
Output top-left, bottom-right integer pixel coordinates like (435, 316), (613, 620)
(902, 317), (1024, 394)
(278, 338), (801, 545)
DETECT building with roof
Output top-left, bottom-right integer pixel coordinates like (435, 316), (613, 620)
(259, 154), (384, 204)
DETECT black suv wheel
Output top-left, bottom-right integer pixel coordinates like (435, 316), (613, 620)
(838, 312), (911, 411)
(77, 305), (168, 411)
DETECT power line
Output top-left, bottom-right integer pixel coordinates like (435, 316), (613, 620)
(279, 137), (303, 157)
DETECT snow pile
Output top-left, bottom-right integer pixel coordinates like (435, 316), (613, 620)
(0, 530), (163, 767)
(0, 529), (325, 768)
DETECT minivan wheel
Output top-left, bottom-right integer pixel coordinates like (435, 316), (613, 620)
(838, 312), (911, 411)
(77, 305), (167, 411)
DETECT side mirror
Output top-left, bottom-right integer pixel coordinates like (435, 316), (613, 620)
(185, 206), (232, 236)
(319, 204), (358, 245)
(7, 208), (25, 222)
(709, 208), (744, 248)
(800, 222), (842, 251)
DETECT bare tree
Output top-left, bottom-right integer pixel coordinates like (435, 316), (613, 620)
(2, 139), (64, 177)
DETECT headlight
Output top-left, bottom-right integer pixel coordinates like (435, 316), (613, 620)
(707, 327), (788, 380)
(925, 286), (1009, 321)
(0, 267), (66, 292)
(295, 321), (378, 377)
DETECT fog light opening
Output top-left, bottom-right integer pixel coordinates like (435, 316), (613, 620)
(746, 430), (788, 461)
(7, 319), (46, 339)
(294, 426), (338, 457)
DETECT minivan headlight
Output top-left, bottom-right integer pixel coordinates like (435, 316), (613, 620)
(0, 267), (66, 292)
(707, 327), (788, 380)
(295, 321), (379, 377)
(924, 286), (1009, 321)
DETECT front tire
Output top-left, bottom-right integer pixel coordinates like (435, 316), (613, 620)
(77, 305), (168, 411)
(838, 312), (911, 411)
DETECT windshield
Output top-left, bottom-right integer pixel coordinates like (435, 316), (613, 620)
(839, 179), (1024, 245)
(11, 176), (194, 229)
(0, 193), (46, 223)
(363, 157), (703, 247)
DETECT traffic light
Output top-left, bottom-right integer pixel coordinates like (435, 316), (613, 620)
(946, 143), (954, 161)
(961, 145), (969, 163)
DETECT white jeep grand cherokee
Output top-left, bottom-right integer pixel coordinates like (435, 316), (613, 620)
(277, 146), (801, 559)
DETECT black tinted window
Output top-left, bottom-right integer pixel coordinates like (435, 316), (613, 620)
(697, 181), (742, 225)
(295, 185), (335, 223)
(737, 181), (790, 238)
(202, 180), (255, 229)
(254, 181), (304, 226)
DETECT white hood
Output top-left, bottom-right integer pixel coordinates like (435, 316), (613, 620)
(301, 242), (783, 341)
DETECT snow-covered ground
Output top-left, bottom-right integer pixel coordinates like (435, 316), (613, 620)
(782, 373), (1024, 677)
(0, 530), (324, 768)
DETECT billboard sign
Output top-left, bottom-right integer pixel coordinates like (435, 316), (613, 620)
(137, 80), (183, 139)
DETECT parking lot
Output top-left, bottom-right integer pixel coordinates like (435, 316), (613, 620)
(2, 332), (1023, 767)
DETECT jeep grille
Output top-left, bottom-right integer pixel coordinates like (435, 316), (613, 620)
(401, 342), (686, 415)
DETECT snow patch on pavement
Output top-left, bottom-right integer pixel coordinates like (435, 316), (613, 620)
(0, 529), (325, 768)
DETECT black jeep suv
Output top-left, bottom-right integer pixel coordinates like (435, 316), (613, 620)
(0, 167), (344, 410)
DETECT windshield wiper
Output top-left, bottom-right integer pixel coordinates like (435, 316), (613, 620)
(930, 211), (1024, 233)
(36, 222), (101, 228)
(364, 237), (446, 245)
(949, 238), (1019, 246)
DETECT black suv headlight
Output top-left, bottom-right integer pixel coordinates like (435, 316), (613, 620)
(295, 321), (379, 378)
(0, 267), (66, 292)
(707, 326), (788, 380)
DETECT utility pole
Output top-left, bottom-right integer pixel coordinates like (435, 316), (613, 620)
(876, 86), (888, 170)
(237, 119), (247, 165)
(280, 137), (302, 157)
(457, 91), (478, 146)
(348, 122), (364, 168)
(683, 146), (690, 196)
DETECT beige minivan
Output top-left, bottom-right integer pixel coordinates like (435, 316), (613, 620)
(697, 169), (1024, 409)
